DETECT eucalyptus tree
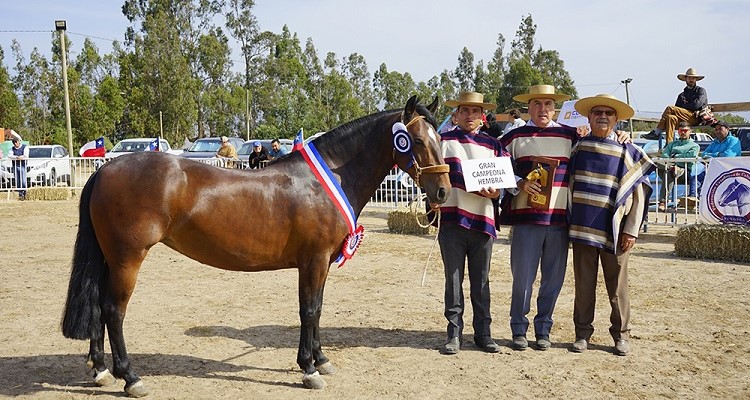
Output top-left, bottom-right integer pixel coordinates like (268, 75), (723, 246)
(342, 52), (375, 114)
(224, 0), (276, 138)
(0, 46), (23, 131)
(11, 40), (54, 143)
(121, 1), (199, 143)
(453, 47), (474, 93)
(373, 63), (416, 111)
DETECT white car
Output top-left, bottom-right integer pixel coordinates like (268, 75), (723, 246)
(106, 138), (181, 159)
(26, 145), (72, 186)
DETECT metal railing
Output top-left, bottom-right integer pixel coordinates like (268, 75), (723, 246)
(645, 156), (709, 227)
(0, 157), (419, 209)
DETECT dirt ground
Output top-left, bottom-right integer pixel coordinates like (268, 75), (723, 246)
(1, 199), (748, 399)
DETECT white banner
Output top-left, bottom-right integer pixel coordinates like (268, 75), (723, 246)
(699, 157), (750, 225)
(461, 157), (516, 192)
(557, 100), (590, 128)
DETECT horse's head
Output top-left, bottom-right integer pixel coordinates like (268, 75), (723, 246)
(394, 95), (450, 205)
(719, 180), (750, 207)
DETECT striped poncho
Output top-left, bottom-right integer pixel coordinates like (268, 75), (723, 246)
(568, 135), (655, 254)
(498, 123), (578, 226)
(439, 129), (507, 238)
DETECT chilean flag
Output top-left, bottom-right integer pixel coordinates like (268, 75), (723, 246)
(292, 128), (304, 151)
(149, 138), (160, 152)
(79, 137), (105, 157)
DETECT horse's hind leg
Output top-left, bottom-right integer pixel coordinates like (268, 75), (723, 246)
(102, 261), (150, 397)
(88, 320), (116, 386)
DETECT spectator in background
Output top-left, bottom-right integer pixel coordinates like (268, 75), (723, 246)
(694, 120), (742, 194)
(501, 108), (526, 137)
(268, 138), (288, 162)
(248, 141), (269, 169)
(657, 121), (700, 211)
(480, 112), (503, 138)
(438, 110), (458, 134)
(215, 136), (238, 168)
(8, 137), (29, 200)
(645, 67), (709, 145)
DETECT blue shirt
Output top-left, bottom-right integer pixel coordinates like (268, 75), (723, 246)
(269, 147), (288, 159)
(703, 135), (741, 158)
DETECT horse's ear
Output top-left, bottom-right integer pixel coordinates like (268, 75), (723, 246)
(404, 95), (418, 121)
(426, 96), (439, 114)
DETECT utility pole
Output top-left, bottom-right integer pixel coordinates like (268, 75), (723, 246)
(56, 20), (74, 186)
(621, 78), (633, 137)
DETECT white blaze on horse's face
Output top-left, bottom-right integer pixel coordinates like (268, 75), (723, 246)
(427, 126), (438, 144)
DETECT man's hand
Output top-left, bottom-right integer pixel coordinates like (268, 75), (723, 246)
(479, 187), (501, 199)
(615, 130), (632, 144)
(620, 233), (637, 252)
(519, 179), (541, 195)
(576, 126), (590, 137)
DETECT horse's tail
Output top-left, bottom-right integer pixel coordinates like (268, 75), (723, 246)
(62, 171), (106, 340)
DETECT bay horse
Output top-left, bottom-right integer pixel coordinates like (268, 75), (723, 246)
(62, 96), (450, 397)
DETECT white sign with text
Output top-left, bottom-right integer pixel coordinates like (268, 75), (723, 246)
(461, 157), (516, 192)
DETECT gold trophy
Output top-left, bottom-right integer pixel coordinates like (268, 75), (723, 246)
(526, 156), (560, 210)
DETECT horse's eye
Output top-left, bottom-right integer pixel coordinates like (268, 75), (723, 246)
(413, 138), (424, 145)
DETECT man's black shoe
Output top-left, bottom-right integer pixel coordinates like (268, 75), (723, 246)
(475, 337), (501, 353)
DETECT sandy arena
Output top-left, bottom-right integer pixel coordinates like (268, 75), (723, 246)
(0, 199), (748, 399)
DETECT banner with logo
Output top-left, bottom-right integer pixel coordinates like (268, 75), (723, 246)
(557, 100), (589, 128)
(699, 157), (750, 225)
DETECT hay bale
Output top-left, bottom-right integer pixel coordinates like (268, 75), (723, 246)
(675, 224), (750, 262)
(25, 187), (72, 201)
(387, 210), (436, 235)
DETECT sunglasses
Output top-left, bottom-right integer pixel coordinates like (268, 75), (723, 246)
(590, 109), (616, 117)
(678, 128), (690, 133)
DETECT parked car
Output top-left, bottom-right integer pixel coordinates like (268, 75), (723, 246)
(0, 158), (13, 188)
(106, 138), (178, 159)
(236, 139), (293, 157)
(634, 131), (713, 157)
(730, 126), (750, 156)
(180, 137), (245, 160)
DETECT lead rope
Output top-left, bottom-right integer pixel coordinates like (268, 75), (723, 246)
(410, 193), (441, 287)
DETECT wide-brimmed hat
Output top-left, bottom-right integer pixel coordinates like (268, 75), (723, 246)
(677, 67), (704, 81)
(512, 84), (571, 103)
(574, 93), (634, 121)
(220, 136), (229, 143)
(444, 91), (496, 110)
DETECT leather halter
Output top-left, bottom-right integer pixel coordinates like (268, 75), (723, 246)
(400, 114), (450, 186)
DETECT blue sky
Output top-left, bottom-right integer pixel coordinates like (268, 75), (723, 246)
(2, 0), (749, 119)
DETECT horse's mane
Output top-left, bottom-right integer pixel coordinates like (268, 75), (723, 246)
(311, 104), (438, 154)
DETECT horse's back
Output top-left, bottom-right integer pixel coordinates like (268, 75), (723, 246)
(87, 152), (347, 271)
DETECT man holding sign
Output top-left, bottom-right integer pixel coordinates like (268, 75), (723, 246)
(434, 91), (508, 355)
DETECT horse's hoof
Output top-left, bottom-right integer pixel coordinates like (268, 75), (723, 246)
(316, 361), (336, 375)
(302, 371), (326, 389)
(93, 369), (116, 386)
(86, 356), (94, 369)
(125, 380), (150, 397)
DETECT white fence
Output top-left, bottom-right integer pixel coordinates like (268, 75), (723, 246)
(0, 156), (420, 209)
(4, 155), (711, 226)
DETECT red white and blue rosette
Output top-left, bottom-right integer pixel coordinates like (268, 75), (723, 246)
(338, 224), (365, 267)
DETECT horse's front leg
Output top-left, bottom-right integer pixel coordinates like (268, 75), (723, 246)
(297, 262), (331, 389)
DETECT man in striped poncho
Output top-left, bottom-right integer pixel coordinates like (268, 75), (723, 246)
(435, 91), (507, 355)
(568, 94), (655, 356)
